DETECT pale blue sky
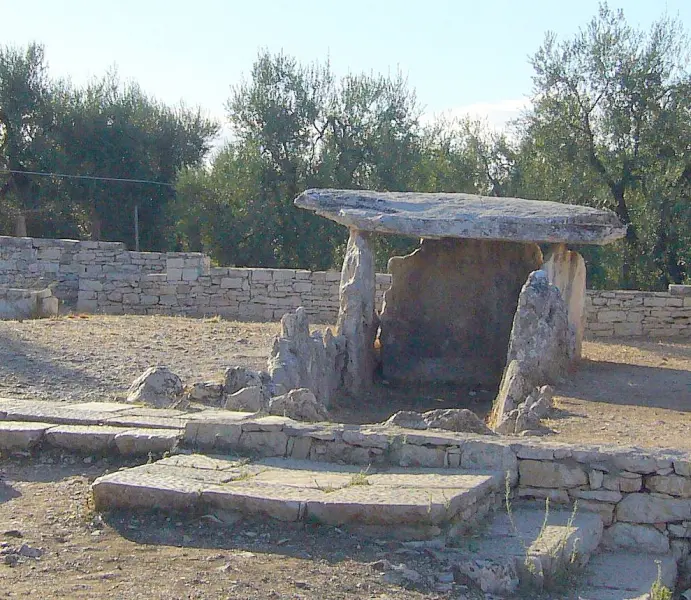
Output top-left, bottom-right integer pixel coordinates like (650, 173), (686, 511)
(4, 0), (690, 132)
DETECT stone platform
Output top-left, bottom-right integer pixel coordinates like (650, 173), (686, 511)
(92, 454), (503, 527)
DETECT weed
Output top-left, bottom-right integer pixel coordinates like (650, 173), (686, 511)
(649, 561), (672, 600)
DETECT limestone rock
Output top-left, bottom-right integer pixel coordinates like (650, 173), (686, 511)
(268, 307), (345, 406)
(602, 523), (670, 554)
(383, 409), (493, 435)
(294, 189), (626, 244)
(616, 493), (691, 523)
(489, 360), (533, 430)
(379, 238), (542, 385)
(268, 388), (329, 422)
(223, 366), (267, 396)
(506, 270), (575, 384)
(518, 460), (588, 488)
(126, 366), (184, 408)
(187, 381), (223, 405)
(421, 409), (494, 435)
(543, 244), (586, 358)
(223, 386), (267, 413)
(646, 474), (691, 497)
(336, 229), (377, 395)
(383, 411), (428, 430)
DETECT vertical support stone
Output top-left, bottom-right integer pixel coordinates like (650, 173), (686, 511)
(543, 244), (586, 359)
(337, 229), (377, 396)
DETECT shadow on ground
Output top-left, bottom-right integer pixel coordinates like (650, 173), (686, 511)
(558, 359), (691, 412)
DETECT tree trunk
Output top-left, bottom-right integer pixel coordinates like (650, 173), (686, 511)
(90, 208), (102, 241)
(14, 213), (27, 237)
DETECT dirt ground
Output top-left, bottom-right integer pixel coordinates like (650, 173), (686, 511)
(0, 315), (689, 598)
(0, 453), (459, 600)
(0, 314), (689, 449)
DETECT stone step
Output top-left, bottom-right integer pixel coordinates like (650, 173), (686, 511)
(0, 420), (182, 455)
(576, 551), (678, 600)
(447, 506), (603, 595)
(92, 455), (503, 529)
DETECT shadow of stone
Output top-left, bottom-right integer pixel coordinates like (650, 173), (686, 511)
(556, 359), (691, 412)
(0, 482), (22, 504)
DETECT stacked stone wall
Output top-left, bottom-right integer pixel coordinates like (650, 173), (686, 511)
(186, 415), (691, 558)
(1, 236), (689, 336)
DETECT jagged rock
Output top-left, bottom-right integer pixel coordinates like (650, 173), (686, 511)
(422, 409), (494, 435)
(186, 381), (223, 405)
(514, 405), (541, 434)
(268, 307), (345, 406)
(455, 559), (519, 595)
(268, 388), (329, 422)
(506, 270), (575, 384)
(490, 271), (574, 430)
(336, 229), (378, 395)
(383, 411), (429, 430)
(384, 409), (493, 435)
(126, 366), (184, 408)
(489, 360), (533, 429)
(223, 366), (267, 396)
(223, 386), (267, 413)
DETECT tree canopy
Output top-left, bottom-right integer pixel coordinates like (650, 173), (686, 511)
(2, 4), (690, 289)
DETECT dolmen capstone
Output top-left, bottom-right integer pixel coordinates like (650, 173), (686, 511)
(293, 188), (626, 431)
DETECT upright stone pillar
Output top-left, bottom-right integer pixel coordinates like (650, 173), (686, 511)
(543, 244), (587, 358)
(337, 229), (377, 396)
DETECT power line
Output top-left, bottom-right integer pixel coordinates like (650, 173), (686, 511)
(0, 169), (175, 187)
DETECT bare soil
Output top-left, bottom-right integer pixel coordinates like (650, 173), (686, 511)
(1, 315), (689, 597)
(0, 453), (457, 599)
(1, 314), (689, 450)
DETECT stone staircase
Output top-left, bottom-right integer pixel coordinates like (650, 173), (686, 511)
(91, 454), (678, 599)
(0, 397), (685, 598)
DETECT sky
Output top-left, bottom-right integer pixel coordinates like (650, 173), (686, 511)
(3, 0), (690, 140)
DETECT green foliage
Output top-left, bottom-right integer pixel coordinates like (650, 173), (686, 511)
(518, 2), (691, 288)
(3, 5), (691, 290)
(0, 44), (219, 247)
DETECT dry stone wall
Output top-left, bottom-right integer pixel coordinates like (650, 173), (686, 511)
(1, 236), (689, 336)
(186, 414), (691, 558)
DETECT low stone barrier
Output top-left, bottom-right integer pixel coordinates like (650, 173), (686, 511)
(0, 287), (58, 319)
(185, 414), (691, 557)
(1, 236), (690, 335)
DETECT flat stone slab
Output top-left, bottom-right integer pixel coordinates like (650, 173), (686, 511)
(92, 455), (502, 526)
(45, 425), (128, 452)
(577, 551), (677, 599)
(295, 188), (626, 244)
(114, 428), (183, 455)
(0, 421), (52, 449)
(0, 399), (124, 426)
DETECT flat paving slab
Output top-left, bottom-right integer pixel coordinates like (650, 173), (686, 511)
(0, 421), (53, 449)
(92, 455), (502, 527)
(576, 551), (677, 599)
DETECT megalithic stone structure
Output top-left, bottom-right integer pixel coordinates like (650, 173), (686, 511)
(294, 188), (626, 404)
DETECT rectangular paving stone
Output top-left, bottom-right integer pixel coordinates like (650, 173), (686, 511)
(114, 428), (183, 455)
(105, 414), (189, 429)
(45, 425), (127, 452)
(68, 402), (133, 413)
(1, 400), (116, 425)
(0, 421), (52, 449)
(92, 468), (203, 511)
(202, 483), (315, 522)
(304, 485), (466, 526)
